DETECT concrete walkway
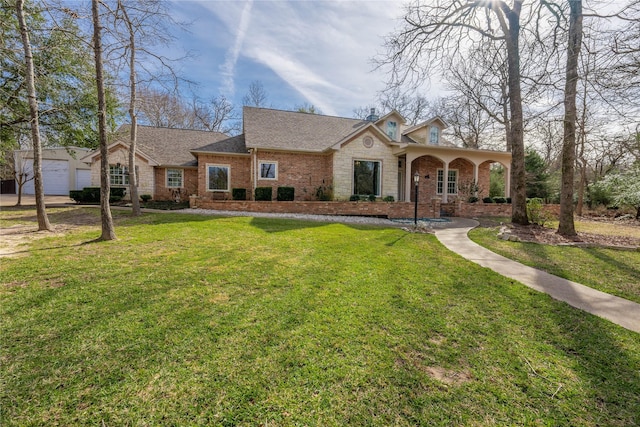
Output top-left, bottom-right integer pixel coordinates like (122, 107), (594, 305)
(435, 218), (640, 333)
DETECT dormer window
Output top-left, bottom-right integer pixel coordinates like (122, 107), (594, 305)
(386, 121), (397, 140)
(429, 126), (439, 144)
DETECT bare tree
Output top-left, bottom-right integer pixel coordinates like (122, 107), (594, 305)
(242, 80), (268, 107)
(557, 0), (583, 236)
(194, 95), (240, 134)
(15, 0), (51, 231)
(91, 0), (116, 241)
(379, 0), (530, 224)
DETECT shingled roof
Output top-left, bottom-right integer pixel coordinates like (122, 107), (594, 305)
(191, 134), (248, 155)
(243, 107), (369, 152)
(112, 125), (229, 166)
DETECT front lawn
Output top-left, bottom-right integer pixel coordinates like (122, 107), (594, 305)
(1, 208), (639, 426)
(469, 223), (640, 304)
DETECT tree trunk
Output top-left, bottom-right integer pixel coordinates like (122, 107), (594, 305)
(16, 0), (51, 231)
(92, 0), (116, 241)
(502, 2), (529, 225)
(119, 0), (141, 216)
(558, 0), (582, 237)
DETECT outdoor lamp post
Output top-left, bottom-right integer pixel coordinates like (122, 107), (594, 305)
(414, 172), (420, 225)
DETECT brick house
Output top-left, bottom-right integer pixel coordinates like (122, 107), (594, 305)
(84, 107), (511, 204)
(193, 107), (511, 203)
(82, 126), (228, 201)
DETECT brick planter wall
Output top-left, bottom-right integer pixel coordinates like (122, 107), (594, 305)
(190, 197), (442, 219)
(188, 197), (561, 221)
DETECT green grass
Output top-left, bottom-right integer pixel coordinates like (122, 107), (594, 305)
(1, 207), (639, 426)
(469, 224), (640, 304)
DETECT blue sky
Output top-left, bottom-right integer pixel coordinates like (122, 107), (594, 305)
(165, 0), (411, 117)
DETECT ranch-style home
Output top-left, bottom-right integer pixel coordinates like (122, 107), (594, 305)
(83, 106), (511, 206)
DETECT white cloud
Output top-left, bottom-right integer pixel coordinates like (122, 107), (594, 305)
(216, 0), (254, 97)
(170, 0), (407, 116)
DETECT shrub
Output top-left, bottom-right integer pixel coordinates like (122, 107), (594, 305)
(383, 195), (395, 202)
(468, 196), (479, 203)
(349, 195), (360, 202)
(69, 187), (126, 203)
(277, 187), (295, 201)
(315, 184), (333, 201)
(493, 197), (507, 204)
(232, 188), (247, 201)
(527, 197), (554, 226)
(482, 197), (494, 203)
(506, 197), (512, 203)
(140, 194), (152, 202)
(368, 194), (377, 202)
(254, 187), (272, 201)
(69, 190), (83, 203)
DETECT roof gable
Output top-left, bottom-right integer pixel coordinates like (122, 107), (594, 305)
(375, 110), (406, 125)
(402, 116), (448, 135)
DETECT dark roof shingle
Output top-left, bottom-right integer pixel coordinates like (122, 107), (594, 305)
(113, 125), (229, 166)
(243, 107), (368, 152)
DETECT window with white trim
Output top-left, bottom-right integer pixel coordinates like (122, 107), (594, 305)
(259, 161), (277, 180)
(386, 121), (397, 140)
(437, 169), (458, 195)
(166, 168), (183, 188)
(429, 126), (439, 144)
(353, 160), (381, 196)
(109, 164), (129, 186)
(207, 164), (230, 191)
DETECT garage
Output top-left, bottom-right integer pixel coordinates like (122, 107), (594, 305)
(23, 160), (70, 195)
(75, 169), (92, 191)
(15, 147), (92, 196)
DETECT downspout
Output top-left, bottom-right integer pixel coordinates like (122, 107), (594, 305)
(252, 148), (257, 200)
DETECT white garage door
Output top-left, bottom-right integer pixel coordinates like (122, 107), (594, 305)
(23, 160), (69, 195)
(75, 169), (91, 191)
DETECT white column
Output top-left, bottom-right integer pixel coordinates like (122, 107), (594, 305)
(442, 162), (449, 203)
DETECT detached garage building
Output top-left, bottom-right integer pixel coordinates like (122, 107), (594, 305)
(14, 147), (92, 195)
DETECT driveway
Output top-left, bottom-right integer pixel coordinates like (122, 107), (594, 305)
(0, 194), (73, 208)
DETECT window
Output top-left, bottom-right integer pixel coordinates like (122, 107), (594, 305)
(166, 168), (183, 188)
(353, 160), (381, 196)
(109, 164), (129, 186)
(207, 164), (229, 191)
(429, 126), (439, 144)
(437, 169), (458, 195)
(386, 121), (397, 140)
(259, 161), (277, 180)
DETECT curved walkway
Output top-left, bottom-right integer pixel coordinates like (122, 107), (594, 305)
(434, 218), (640, 333)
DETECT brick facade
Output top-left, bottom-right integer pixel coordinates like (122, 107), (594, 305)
(197, 154), (251, 201)
(153, 167), (198, 202)
(255, 151), (332, 201)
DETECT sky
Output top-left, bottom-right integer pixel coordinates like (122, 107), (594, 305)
(163, 0), (416, 118)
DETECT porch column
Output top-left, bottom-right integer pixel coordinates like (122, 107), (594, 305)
(442, 161), (449, 203)
(404, 152), (420, 202)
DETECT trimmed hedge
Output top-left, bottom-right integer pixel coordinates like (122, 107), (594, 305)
(493, 197), (507, 204)
(482, 197), (494, 203)
(232, 188), (247, 201)
(277, 187), (295, 201)
(69, 187), (126, 203)
(255, 187), (272, 201)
